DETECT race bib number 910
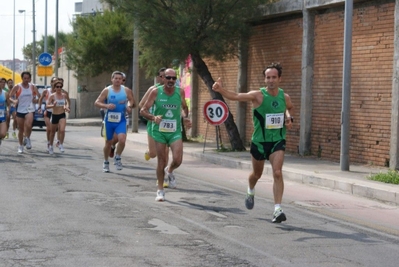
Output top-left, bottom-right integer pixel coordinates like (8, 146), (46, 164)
(265, 113), (284, 129)
(160, 119), (177, 132)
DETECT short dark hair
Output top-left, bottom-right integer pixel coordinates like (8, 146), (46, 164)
(21, 71), (31, 79)
(7, 79), (13, 83)
(158, 67), (166, 76)
(263, 62), (282, 77)
(0, 78), (6, 82)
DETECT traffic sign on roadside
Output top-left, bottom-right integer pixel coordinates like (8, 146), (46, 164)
(38, 52), (52, 66)
(37, 66), (53, 76)
(203, 99), (229, 126)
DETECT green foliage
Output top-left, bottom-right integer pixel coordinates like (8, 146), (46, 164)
(23, 32), (70, 63)
(367, 169), (399, 185)
(104, 0), (270, 76)
(65, 10), (133, 78)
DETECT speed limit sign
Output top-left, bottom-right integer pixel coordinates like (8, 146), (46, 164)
(203, 99), (229, 126)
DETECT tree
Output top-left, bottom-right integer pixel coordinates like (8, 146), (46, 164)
(23, 32), (69, 65)
(65, 10), (134, 80)
(104, 0), (271, 151)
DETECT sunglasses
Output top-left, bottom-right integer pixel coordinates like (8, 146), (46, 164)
(55, 86), (63, 88)
(165, 76), (177, 81)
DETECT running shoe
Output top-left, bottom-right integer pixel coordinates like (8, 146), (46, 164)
(155, 190), (165, 202)
(245, 194), (255, 210)
(5, 133), (9, 139)
(272, 208), (287, 223)
(12, 132), (17, 139)
(103, 161), (110, 173)
(48, 146), (54, 155)
(115, 157), (123, 170)
(167, 172), (177, 188)
(109, 145), (115, 158)
(25, 138), (32, 149)
(18, 145), (24, 154)
(59, 144), (65, 153)
(144, 150), (151, 161)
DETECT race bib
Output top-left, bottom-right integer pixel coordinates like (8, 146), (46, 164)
(27, 103), (36, 113)
(0, 109), (4, 117)
(108, 112), (122, 123)
(56, 100), (65, 106)
(159, 119), (177, 132)
(265, 113), (284, 129)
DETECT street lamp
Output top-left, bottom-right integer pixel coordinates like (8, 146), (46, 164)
(18, 10), (26, 55)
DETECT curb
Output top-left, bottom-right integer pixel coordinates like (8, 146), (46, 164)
(185, 150), (399, 206)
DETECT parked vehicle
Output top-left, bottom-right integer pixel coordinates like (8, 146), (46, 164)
(32, 85), (51, 128)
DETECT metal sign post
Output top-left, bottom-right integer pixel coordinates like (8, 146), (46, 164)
(203, 99), (229, 152)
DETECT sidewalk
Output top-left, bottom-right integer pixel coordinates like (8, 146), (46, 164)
(67, 118), (399, 205)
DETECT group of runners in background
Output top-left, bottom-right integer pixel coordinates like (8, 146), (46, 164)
(0, 72), (70, 154)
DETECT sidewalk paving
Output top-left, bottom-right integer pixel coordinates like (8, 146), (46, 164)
(67, 118), (399, 206)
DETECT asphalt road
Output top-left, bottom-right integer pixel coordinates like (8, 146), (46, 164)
(0, 126), (398, 267)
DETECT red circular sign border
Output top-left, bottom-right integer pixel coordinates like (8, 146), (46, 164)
(203, 99), (229, 126)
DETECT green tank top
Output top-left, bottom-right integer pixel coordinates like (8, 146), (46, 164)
(252, 87), (287, 142)
(152, 85), (182, 133)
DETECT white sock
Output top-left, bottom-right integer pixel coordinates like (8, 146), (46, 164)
(247, 187), (255, 195)
(274, 204), (281, 211)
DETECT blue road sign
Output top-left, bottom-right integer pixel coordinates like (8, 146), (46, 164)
(38, 52), (52, 66)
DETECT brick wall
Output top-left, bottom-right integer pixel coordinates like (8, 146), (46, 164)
(247, 17), (303, 152)
(196, 60), (239, 147)
(312, 0), (394, 165)
(197, 17), (303, 151)
(198, 0), (394, 166)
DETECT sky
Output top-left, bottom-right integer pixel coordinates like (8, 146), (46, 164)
(0, 0), (76, 60)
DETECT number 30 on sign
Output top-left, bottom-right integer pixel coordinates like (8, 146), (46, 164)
(203, 99), (229, 126)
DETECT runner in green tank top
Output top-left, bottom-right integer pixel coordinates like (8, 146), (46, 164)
(212, 62), (294, 223)
(140, 68), (191, 202)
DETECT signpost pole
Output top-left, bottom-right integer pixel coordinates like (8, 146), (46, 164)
(203, 99), (229, 151)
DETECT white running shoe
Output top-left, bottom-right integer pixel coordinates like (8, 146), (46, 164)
(103, 161), (110, 173)
(155, 190), (165, 202)
(165, 167), (176, 189)
(18, 145), (24, 154)
(48, 145), (54, 155)
(25, 138), (32, 149)
(59, 144), (65, 153)
(115, 157), (123, 170)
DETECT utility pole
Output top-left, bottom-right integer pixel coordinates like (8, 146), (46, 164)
(340, 0), (353, 171)
(54, 0), (59, 76)
(44, 0), (48, 85)
(32, 0), (36, 83)
(12, 0), (15, 83)
(131, 27), (139, 132)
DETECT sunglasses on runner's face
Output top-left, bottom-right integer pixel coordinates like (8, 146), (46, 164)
(55, 86), (62, 88)
(165, 76), (177, 81)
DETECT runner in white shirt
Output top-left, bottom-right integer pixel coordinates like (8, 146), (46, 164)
(9, 71), (41, 153)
